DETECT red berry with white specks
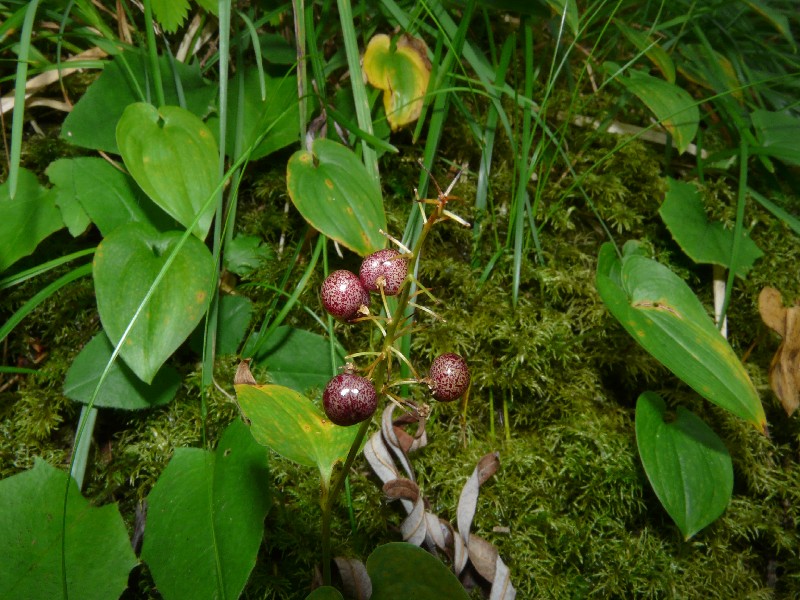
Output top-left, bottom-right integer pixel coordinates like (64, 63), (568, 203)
(428, 353), (470, 402)
(359, 249), (408, 296)
(321, 270), (370, 321)
(323, 373), (377, 426)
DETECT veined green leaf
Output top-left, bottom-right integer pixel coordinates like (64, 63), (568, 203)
(286, 138), (386, 256)
(636, 392), (733, 539)
(116, 103), (219, 240)
(612, 68), (698, 154)
(660, 178), (762, 277)
(596, 242), (766, 430)
(141, 420), (271, 600)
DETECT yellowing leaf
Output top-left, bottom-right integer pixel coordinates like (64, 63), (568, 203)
(363, 33), (431, 130)
(612, 68), (699, 154)
(233, 361), (360, 486)
(678, 44), (743, 101)
(596, 241), (766, 431)
(615, 21), (675, 83)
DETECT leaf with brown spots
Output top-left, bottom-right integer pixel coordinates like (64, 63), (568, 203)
(286, 138), (386, 256)
(94, 223), (215, 383)
(234, 381), (360, 487)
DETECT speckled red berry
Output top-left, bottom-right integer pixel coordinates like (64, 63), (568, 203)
(323, 373), (377, 426)
(359, 249), (408, 296)
(428, 353), (470, 402)
(321, 270), (370, 321)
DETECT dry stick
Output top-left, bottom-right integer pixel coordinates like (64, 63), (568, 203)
(560, 111), (709, 159)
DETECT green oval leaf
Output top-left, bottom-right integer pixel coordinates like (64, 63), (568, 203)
(612, 68), (699, 154)
(635, 392), (733, 540)
(0, 167), (63, 272)
(141, 420), (271, 600)
(596, 242), (766, 430)
(367, 543), (469, 600)
(660, 178), (763, 277)
(286, 138), (386, 256)
(234, 383), (360, 486)
(47, 157), (172, 236)
(63, 331), (180, 409)
(116, 103), (218, 240)
(62, 49), (216, 155)
(93, 223), (215, 384)
(0, 459), (137, 600)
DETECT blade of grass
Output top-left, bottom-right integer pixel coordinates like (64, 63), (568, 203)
(0, 4), (27, 44)
(238, 10), (266, 100)
(0, 248), (95, 290)
(293, 0), (308, 144)
(8, 0), (40, 199)
(718, 140), (749, 328)
(473, 35), (514, 251)
(511, 21), (536, 307)
(337, 0), (379, 182)
(325, 104), (399, 153)
(0, 263), (92, 346)
(163, 43), (187, 108)
(70, 406), (98, 488)
(142, 0), (165, 107)
(748, 187), (800, 237)
(304, 1), (327, 109)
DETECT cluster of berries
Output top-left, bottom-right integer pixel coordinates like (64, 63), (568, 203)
(319, 248), (470, 426)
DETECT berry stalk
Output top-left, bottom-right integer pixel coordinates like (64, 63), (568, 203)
(320, 192), (449, 583)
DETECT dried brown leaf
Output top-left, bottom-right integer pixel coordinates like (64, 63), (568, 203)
(334, 557), (372, 600)
(383, 478), (420, 502)
(759, 287), (787, 335)
(234, 359), (257, 385)
(467, 535), (498, 583)
(759, 286), (800, 416)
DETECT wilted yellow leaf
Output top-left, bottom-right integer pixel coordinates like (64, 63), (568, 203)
(363, 33), (431, 130)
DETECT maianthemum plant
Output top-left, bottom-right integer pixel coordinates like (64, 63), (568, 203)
(2, 0), (799, 597)
(234, 169), (514, 597)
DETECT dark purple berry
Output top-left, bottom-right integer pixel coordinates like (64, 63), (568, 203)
(321, 270), (370, 321)
(323, 373), (377, 426)
(359, 249), (408, 296)
(428, 353), (470, 402)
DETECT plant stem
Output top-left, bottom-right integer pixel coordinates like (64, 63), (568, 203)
(320, 483), (332, 585)
(337, 0), (379, 182)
